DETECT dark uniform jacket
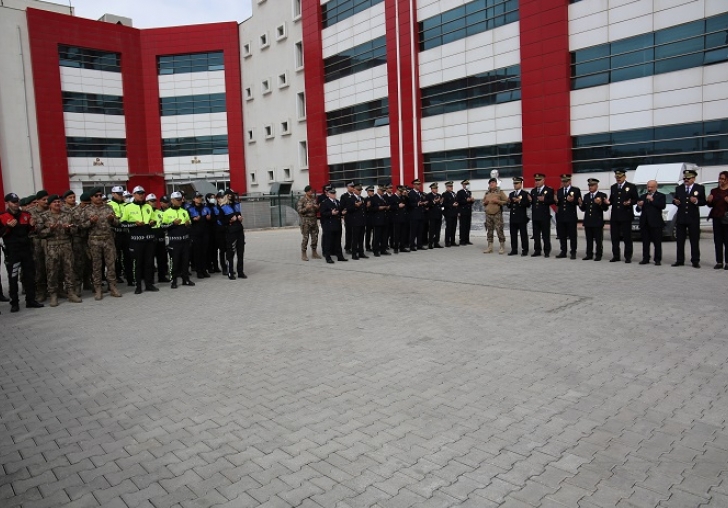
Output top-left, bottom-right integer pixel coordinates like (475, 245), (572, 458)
(530, 185), (555, 221)
(426, 192), (443, 219)
(442, 190), (459, 218)
(346, 194), (366, 227)
(408, 189), (427, 219)
(555, 186), (582, 223)
(456, 189), (472, 212)
(579, 191), (609, 227)
(636, 191), (666, 228)
(507, 190), (530, 224)
(673, 183), (706, 225)
(609, 181), (640, 221)
(370, 193), (390, 226)
(320, 198), (343, 230)
(396, 194), (409, 223)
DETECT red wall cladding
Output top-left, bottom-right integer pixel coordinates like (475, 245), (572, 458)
(26, 9), (244, 198)
(518, 0), (571, 188)
(385, 0), (423, 187)
(301, 0), (329, 191)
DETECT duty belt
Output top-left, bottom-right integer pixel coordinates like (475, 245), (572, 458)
(89, 235), (113, 240)
(46, 239), (71, 245)
(130, 234), (154, 241)
(168, 234), (189, 242)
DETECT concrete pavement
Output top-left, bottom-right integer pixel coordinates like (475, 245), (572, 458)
(1, 227), (727, 507)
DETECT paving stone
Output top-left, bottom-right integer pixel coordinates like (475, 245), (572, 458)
(1, 229), (727, 508)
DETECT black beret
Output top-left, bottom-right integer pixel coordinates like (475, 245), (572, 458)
(62, 190), (75, 198)
(36, 189), (49, 199)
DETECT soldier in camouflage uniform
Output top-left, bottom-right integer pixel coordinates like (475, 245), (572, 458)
(61, 190), (89, 296)
(482, 177), (509, 254)
(296, 185), (321, 261)
(79, 188), (122, 300)
(35, 194), (82, 307)
(30, 190), (50, 301)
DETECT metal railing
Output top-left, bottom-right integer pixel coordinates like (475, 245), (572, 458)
(239, 193), (305, 229)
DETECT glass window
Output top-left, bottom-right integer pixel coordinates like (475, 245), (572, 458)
(324, 36), (386, 82)
(62, 92), (124, 116)
(159, 93), (227, 116)
(157, 51), (225, 76)
(423, 142), (523, 182)
(58, 45), (121, 73)
(162, 135), (229, 158)
(322, 0), (384, 28)
(66, 137), (126, 158)
(328, 158), (391, 187)
(419, 0), (519, 51)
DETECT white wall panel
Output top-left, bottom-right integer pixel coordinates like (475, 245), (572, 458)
(417, 0), (469, 21)
(60, 67), (124, 96)
(158, 70), (226, 98)
(63, 112), (126, 138)
(160, 112), (229, 138)
(419, 23), (520, 88)
(163, 154), (231, 177)
(67, 157), (129, 181)
(324, 64), (387, 111)
(570, 65), (727, 136)
(322, 2), (385, 57)
(326, 126), (390, 164)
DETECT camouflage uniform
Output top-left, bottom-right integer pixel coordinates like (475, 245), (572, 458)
(482, 188), (508, 252)
(29, 206), (48, 299)
(35, 210), (80, 304)
(79, 203), (121, 298)
(63, 203), (89, 293)
(296, 194), (320, 257)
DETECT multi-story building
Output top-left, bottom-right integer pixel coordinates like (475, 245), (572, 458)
(0, 0), (244, 200)
(239, 0), (309, 193)
(1, 0), (727, 199)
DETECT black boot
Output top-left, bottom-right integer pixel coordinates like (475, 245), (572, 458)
(171, 279), (178, 289)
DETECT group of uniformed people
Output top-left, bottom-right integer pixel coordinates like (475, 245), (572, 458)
(297, 179), (478, 263)
(297, 168), (712, 268)
(0, 185), (247, 314)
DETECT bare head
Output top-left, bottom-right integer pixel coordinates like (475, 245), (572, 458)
(646, 180), (657, 193)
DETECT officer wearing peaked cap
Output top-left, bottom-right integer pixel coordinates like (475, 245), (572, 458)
(530, 173), (555, 257)
(442, 181), (459, 247)
(121, 186), (159, 294)
(456, 179), (475, 245)
(579, 178), (609, 261)
(108, 185), (133, 285)
(426, 183), (444, 249)
(555, 174), (581, 259)
(408, 179), (427, 250)
(342, 181), (355, 253)
(609, 168), (639, 263)
(507, 176), (531, 256)
(672, 168), (706, 268)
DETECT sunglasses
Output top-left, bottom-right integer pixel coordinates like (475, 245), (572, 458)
(683, 177), (695, 180)
(93, 193), (103, 197)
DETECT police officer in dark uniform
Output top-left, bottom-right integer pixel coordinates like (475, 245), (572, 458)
(672, 168), (706, 268)
(555, 174), (581, 259)
(408, 179), (427, 251)
(530, 173), (555, 257)
(205, 193), (220, 273)
(579, 178), (609, 261)
(395, 185), (410, 252)
(212, 190), (228, 275)
(189, 191), (212, 278)
(442, 181), (459, 247)
(371, 184), (391, 256)
(386, 184), (399, 251)
(507, 176), (530, 256)
(608, 168), (640, 263)
(341, 181), (355, 253)
(320, 187), (347, 263)
(456, 180), (475, 245)
(346, 183), (368, 260)
(219, 189), (247, 279)
(426, 183), (444, 249)
(363, 185), (375, 251)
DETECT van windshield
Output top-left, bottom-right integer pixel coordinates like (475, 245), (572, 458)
(635, 184), (676, 200)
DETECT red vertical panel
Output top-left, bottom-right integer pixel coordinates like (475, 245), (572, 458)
(302, 0), (329, 191)
(26, 10), (243, 197)
(385, 0), (422, 186)
(519, 0), (571, 187)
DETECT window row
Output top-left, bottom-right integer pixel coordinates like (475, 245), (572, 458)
(66, 137), (126, 158)
(249, 167), (295, 185)
(59, 45), (121, 73)
(322, 0), (384, 28)
(326, 98), (389, 136)
(324, 36), (386, 82)
(571, 12), (728, 90)
(243, 38), (304, 71)
(423, 142), (523, 182)
(157, 52), (224, 76)
(160, 93), (227, 116)
(247, 120), (293, 142)
(418, 0), (518, 52)
(572, 119), (728, 173)
(328, 157), (391, 187)
(421, 64), (520, 117)
(62, 91), (124, 116)
(162, 135), (229, 158)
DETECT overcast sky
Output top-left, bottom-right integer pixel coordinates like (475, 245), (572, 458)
(69, 0), (252, 28)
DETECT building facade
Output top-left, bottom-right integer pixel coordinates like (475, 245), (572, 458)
(1, 0), (727, 199)
(239, 0), (309, 193)
(0, 0), (245, 200)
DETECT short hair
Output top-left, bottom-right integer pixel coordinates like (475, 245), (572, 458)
(720, 171), (728, 180)
(304, 185), (312, 192)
